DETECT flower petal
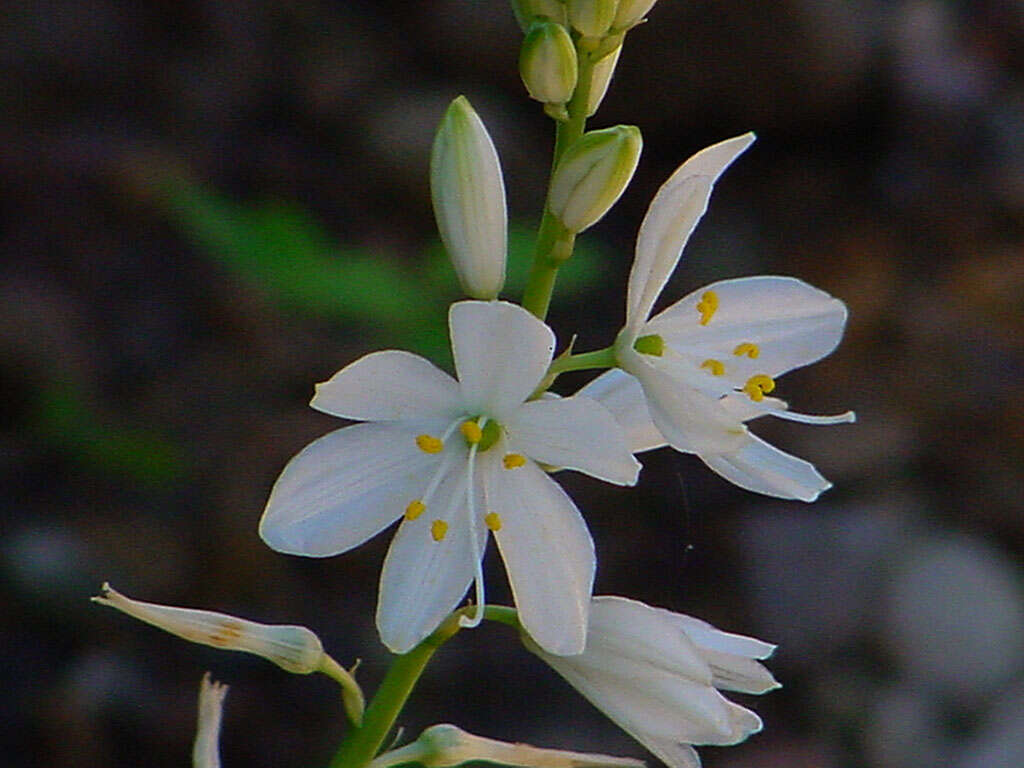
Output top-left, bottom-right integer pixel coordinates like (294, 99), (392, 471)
(576, 369), (667, 453)
(376, 463), (487, 653)
(699, 432), (832, 502)
(260, 421), (446, 557)
(484, 450), (594, 655)
(625, 134), (755, 330)
(506, 396), (641, 485)
(450, 300), (555, 421)
(311, 350), (463, 421)
(646, 276), (848, 382)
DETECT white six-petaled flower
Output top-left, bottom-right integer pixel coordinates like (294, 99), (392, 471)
(527, 596), (780, 768)
(260, 300), (640, 656)
(586, 133), (854, 502)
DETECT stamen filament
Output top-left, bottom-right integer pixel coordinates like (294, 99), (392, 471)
(459, 417), (488, 630)
(769, 409), (856, 426)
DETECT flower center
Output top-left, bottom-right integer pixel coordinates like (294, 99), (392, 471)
(460, 417), (502, 451)
(633, 334), (664, 357)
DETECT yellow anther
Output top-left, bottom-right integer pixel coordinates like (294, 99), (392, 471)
(404, 500), (425, 521)
(460, 420), (483, 444)
(430, 519), (448, 542)
(742, 374), (776, 402)
(701, 359), (725, 376)
(733, 342), (760, 359)
(503, 453), (526, 469)
(696, 290), (719, 325)
(484, 512), (502, 531)
(415, 434), (444, 454)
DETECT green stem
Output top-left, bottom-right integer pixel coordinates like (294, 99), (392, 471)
(530, 345), (617, 399)
(521, 44), (597, 321)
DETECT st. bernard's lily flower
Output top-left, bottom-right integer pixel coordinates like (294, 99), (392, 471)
(527, 596), (779, 768)
(596, 133), (853, 501)
(260, 300), (639, 656)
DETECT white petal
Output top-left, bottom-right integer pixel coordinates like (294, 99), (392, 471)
(624, 351), (747, 454)
(450, 300), (555, 421)
(626, 134), (755, 330)
(577, 369), (667, 453)
(646, 276), (847, 381)
(506, 396), (641, 485)
(260, 421), (446, 557)
(670, 612), (777, 660)
(376, 464), (487, 653)
(700, 432), (832, 502)
(484, 450), (594, 655)
(311, 350), (463, 421)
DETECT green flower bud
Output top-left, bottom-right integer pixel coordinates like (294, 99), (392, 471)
(549, 125), (642, 233)
(510, 0), (568, 31)
(519, 22), (578, 106)
(430, 96), (508, 299)
(586, 44), (622, 116)
(612, 0), (658, 30)
(567, 0), (619, 39)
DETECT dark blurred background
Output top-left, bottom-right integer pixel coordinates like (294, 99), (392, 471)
(2, 1), (1022, 766)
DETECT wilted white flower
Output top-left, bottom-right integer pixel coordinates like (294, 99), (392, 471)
(587, 133), (853, 501)
(260, 300), (640, 656)
(193, 673), (228, 768)
(431, 96), (507, 299)
(586, 45), (622, 117)
(369, 723), (645, 768)
(527, 597), (779, 768)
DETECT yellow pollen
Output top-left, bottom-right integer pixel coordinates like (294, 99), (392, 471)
(460, 420), (483, 444)
(742, 374), (776, 402)
(733, 342), (760, 359)
(485, 512), (502, 531)
(696, 290), (719, 325)
(503, 453), (526, 469)
(701, 359), (725, 376)
(415, 434), (444, 454)
(404, 500), (425, 521)
(430, 519), (448, 541)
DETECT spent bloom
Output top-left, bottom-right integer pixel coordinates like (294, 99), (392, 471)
(260, 300), (640, 656)
(593, 133), (853, 501)
(527, 596), (779, 768)
(369, 723), (644, 768)
(193, 673), (228, 768)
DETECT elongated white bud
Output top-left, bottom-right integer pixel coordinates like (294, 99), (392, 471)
(193, 673), (227, 768)
(369, 724), (645, 768)
(511, 0), (568, 31)
(586, 44), (622, 116)
(612, 0), (658, 30)
(520, 22), (578, 106)
(92, 583), (365, 725)
(567, 0), (619, 38)
(430, 96), (508, 299)
(549, 125), (642, 233)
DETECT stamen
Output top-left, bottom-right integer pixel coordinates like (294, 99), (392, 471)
(404, 500), (426, 521)
(733, 342), (759, 359)
(485, 512), (502, 531)
(430, 519), (448, 541)
(696, 290), (719, 325)
(459, 418), (487, 630)
(415, 434), (444, 454)
(770, 409), (856, 426)
(742, 374), (776, 402)
(701, 359), (725, 376)
(503, 453), (526, 469)
(460, 420), (482, 444)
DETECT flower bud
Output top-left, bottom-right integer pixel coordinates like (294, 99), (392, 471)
(193, 673), (227, 768)
(567, 0), (619, 38)
(612, 0), (658, 30)
(371, 723), (645, 768)
(430, 96), (507, 299)
(510, 0), (568, 31)
(520, 22), (578, 106)
(548, 125), (642, 233)
(586, 44), (622, 116)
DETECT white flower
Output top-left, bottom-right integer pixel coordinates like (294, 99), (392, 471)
(260, 300), (640, 656)
(589, 133), (853, 502)
(193, 673), (228, 768)
(527, 596), (780, 768)
(369, 723), (645, 768)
